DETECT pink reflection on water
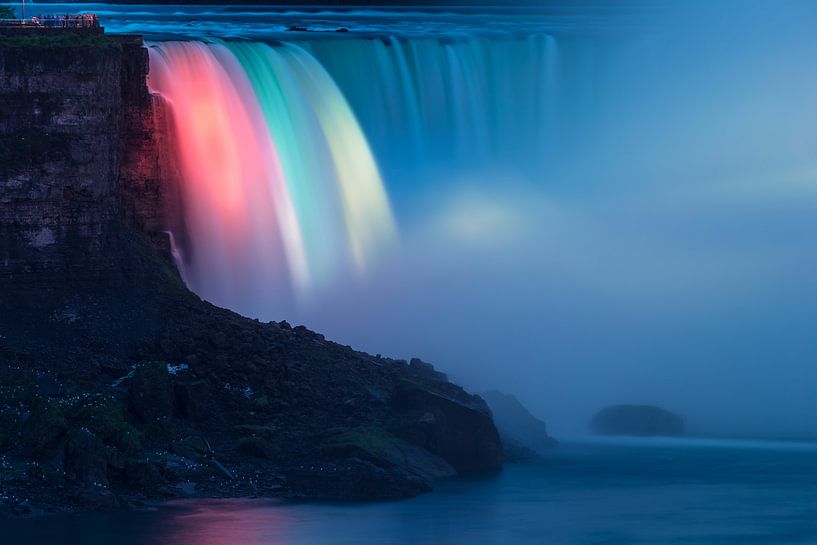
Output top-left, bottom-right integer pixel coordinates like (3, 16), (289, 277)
(160, 500), (290, 545)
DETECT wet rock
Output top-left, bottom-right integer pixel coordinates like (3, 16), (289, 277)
(322, 426), (456, 480)
(392, 381), (502, 472)
(286, 460), (431, 501)
(11, 501), (42, 517)
(124, 460), (165, 488)
(76, 487), (119, 510)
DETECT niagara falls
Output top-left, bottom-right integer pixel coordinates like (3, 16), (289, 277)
(0, 1), (816, 544)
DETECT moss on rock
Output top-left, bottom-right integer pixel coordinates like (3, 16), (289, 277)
(20, 397), (68, 456)
(67, 394), (142, 454)
(128, 362), (174, 422)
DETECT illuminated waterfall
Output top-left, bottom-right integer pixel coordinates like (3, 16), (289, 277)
(148, 36), (561, 316)
(301, 35), (562, 183)
(148, 41), (396, 313)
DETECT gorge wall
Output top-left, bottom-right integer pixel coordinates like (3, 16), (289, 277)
(0, 34), (176, 290)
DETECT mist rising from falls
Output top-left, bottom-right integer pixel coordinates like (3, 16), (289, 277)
(148, 41), (396, 311)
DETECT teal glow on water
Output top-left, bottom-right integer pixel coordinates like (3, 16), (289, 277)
(4, 439), (816, 544)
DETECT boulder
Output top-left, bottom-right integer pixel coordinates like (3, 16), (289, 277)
(391, 381), (502, 472)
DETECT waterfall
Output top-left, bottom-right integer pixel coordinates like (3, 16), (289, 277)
(302, 35), (562, 193)
(148, 36), (562, 315)
(148, 41), (396, 313)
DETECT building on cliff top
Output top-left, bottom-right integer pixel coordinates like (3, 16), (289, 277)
(0, 13), (102, 34)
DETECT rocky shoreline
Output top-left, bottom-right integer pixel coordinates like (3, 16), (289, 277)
(0, 236), (503, 516)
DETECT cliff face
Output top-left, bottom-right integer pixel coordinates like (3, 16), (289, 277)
(0, 44), (123, 285)
(0, 36), (503, 514)
(117, 37), (183, 241)
(0, 36), (180, 290)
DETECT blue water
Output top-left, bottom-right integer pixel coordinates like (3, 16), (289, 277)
(20, 2), (650, 39)
(4, 439), (816, 544)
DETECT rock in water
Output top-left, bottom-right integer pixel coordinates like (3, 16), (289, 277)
(589, 405), (684, 437)
(481, 391), (557, 461)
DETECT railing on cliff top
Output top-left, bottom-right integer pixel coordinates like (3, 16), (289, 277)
(0, 14), (100, 30)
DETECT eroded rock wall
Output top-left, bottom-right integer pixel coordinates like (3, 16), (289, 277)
(0, 36), (178, 289)
(0, 45), (124, 285)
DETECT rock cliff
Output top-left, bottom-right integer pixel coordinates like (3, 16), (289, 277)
(0, 41), (124, 286)
(482, 390), (557, 461)
(0, 34), (503, 515)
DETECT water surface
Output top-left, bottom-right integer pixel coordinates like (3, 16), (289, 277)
(4, 438), (816, 545)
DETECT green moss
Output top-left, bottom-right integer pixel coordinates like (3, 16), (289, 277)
(0, 33), (120, 49)
(21, 397), (68, 455)
(128, 362), (174, 422)
(324, 426), (400, 458)
(67, 394), (142, 454)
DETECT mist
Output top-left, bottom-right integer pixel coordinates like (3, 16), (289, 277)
(244, 0), (817, 439)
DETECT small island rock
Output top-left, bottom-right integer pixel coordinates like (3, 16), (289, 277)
(589, 405), (684, 437)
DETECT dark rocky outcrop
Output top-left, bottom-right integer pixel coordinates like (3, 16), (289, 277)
(482, 390), (557, 462)
(392, 379), (502, 473)
(0, 40), (124, 286)
(589, 405), (684, 437)
(0, 33), (503, 515)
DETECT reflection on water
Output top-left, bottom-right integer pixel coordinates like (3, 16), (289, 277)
(3, 439), (816, 545)
(161, 500), (290, 545)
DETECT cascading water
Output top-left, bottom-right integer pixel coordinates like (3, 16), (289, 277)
(148, 41), (397, 313)
(148, 36), (562, 316)
(302, 35), (562, 176)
